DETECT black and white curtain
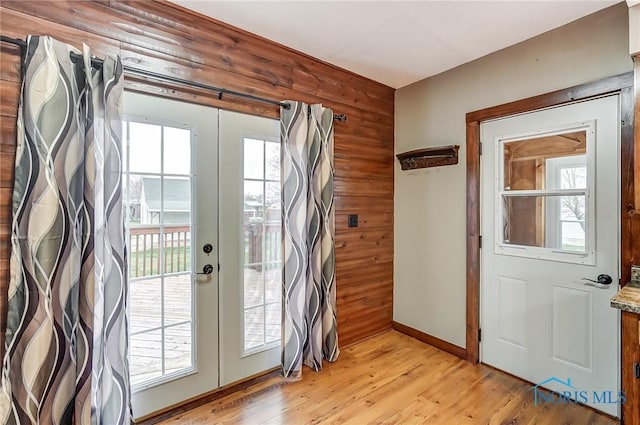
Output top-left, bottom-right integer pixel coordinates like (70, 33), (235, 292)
(0, 36), (130, 424)
(280, 101), (339, 379)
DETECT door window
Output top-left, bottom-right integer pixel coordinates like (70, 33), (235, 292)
(496, 123), (595, 264)
(123, 119), (195, 389)
(242, 138), (282, 354)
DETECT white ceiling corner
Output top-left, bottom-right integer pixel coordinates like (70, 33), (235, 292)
(170, 0), (620, 89)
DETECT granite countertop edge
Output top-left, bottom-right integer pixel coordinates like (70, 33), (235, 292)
(611, 280), (640, 314)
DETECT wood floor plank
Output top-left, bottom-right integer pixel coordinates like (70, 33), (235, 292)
(153, 331), (618, 425)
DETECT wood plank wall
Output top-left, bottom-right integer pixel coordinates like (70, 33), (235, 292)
(0, 0), (395, 355)
(622, 56), (640, 425)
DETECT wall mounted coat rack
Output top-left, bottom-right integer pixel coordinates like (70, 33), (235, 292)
(396, 145), (460, 170)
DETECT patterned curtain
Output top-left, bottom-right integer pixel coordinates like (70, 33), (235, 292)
(281, 102), (339, 379)
(0, 36), (131, 424)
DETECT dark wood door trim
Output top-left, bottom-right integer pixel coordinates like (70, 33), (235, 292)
(465, 72), (634, 364)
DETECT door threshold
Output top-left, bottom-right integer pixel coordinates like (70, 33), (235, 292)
(135, 367), (281, 424)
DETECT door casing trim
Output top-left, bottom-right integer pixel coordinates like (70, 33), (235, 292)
(465, 72), (634, 363)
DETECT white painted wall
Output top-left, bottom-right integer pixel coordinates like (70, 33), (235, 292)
(394, 3), (632, 348)
(630, 4), (640, 55)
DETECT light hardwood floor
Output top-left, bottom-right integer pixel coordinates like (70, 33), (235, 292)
(157, 331), (618, 424)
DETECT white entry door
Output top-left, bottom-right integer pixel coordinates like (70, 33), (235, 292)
(480, 95), (620, 416)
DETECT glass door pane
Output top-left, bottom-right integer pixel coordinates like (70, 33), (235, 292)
(242, 138), (282, 354)
(500, 194), (586, 251)
(123, 119), (194, 388)
(497, 126), (594, 263)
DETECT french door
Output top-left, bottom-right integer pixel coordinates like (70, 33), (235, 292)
(123, 93), (281, 418)
(219, 110), (282, 385)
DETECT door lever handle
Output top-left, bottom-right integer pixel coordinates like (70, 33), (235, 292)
(580, 274), (613, 286)
(196, 264), (214, 275)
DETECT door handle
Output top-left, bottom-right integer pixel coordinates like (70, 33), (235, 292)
(581, 274), (613, 286)
(196, 264), (214, 275)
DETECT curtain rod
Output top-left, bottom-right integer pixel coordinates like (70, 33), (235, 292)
(1, 35), (348, 122)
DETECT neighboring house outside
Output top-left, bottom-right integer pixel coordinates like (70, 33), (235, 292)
(244, 201), (280, 223)
(124, 198), (141, 223)
(137, 177), (278, 225)
(244, 200), (263, 222)
(140, 177), (191, 224)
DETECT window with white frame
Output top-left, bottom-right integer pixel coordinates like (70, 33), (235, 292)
(496, 124), (595, 264)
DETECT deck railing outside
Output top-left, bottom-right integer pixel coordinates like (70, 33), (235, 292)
(128, 220), (282, 384)
(129, 225), (191, 278)
(245, 221), (281, 271)
(129, 221), (281, 278)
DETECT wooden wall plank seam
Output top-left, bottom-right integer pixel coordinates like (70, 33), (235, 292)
(0, 1), (394, 352)
(1, 1), (394, 117)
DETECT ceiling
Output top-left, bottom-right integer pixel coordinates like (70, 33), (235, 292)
(171, 1), (620, 89)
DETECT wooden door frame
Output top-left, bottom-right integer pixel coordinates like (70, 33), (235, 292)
(465, 72), (634, 363)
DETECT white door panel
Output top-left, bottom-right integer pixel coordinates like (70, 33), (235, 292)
(481, 95), (620, 416)
(125, 93), (219, 419)
(219, 110), (281, 386)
